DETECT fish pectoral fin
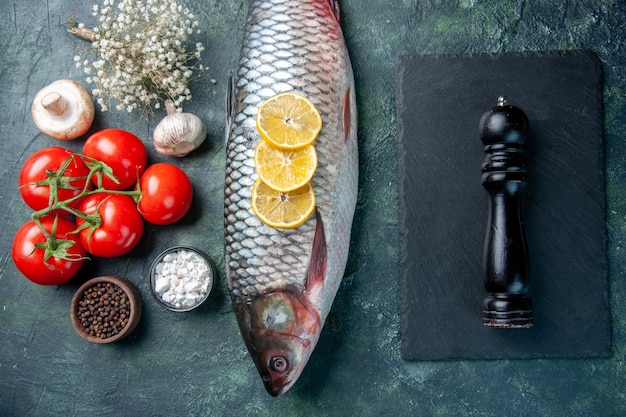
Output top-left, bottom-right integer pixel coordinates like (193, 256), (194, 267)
(328, 0), (341, 23)
(305, 210), (327, 293)
(341, 86), (353, 144)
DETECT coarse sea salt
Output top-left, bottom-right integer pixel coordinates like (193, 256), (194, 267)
(151, 248), (213, 310)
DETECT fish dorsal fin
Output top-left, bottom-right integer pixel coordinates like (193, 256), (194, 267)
(328, 0), (341, 23)
(305, 210), (327, 292)
(225, 72), (235, 143)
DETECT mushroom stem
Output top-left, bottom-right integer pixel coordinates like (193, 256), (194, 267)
(41, 92), (68, 116)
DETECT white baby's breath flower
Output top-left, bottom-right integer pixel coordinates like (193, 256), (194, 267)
(70, 0), (205, 116)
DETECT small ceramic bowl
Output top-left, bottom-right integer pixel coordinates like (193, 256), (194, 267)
(149, 246), (214, 312)
(70, 276), (142, 344)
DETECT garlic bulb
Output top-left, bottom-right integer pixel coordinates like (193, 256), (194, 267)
(31, 79), (95, 140)
(153, 100), (206, 157)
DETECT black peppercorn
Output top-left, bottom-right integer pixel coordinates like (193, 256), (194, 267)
(76, 281), (131, 339)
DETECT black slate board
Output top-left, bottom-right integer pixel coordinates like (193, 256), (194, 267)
(396, 50), (610, 360)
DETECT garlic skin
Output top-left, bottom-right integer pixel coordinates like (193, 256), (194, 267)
(31, 79), (95, 140)
(153, 100), (207, 157)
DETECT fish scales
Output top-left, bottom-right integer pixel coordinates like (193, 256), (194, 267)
(225, 0), (357, 396)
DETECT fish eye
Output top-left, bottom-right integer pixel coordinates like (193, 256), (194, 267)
(269, 356), (289, 373)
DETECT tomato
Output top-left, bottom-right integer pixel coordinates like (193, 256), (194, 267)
(138, 163), (193, 225)
(12, 216), (86, 285)
(76, 193), (145, 257)
(18, 147), (92, 213)
(83, 128), (147, 190)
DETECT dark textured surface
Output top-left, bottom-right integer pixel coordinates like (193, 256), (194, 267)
(1, 1), (626, 416)
(397, 50), (609, 360)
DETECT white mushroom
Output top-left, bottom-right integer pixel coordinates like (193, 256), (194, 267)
(31, 79), (95, 140)
(153, 100), (206, 157)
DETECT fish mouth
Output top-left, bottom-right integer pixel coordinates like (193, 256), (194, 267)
(262, 372), (288, 397)
(256, 333), (313, 397)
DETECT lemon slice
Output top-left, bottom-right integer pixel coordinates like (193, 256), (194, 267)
(251, 179), (316, 229)
(254, 139), (317, 192)
(256, 92), (322, 150)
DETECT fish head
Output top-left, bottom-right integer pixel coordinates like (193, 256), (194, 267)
(236, 288), (320, 396)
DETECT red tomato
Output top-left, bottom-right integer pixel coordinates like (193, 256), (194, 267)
(76, 194), (144, 257)
(83, 128), (147, 190)
(12, 216), (86, 285)
(138, 163), (193, 225)
(18, 147), (92, 213)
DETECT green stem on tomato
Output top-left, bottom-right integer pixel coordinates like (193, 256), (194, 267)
(29, 154), (142, 258)
(31, 212), (53, 243)
(30, 186), (141, 222)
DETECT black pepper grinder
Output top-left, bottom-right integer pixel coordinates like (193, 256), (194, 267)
(479, 96), (533, 328)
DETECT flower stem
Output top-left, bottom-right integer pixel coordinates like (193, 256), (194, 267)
(68, 26), (97, 42)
